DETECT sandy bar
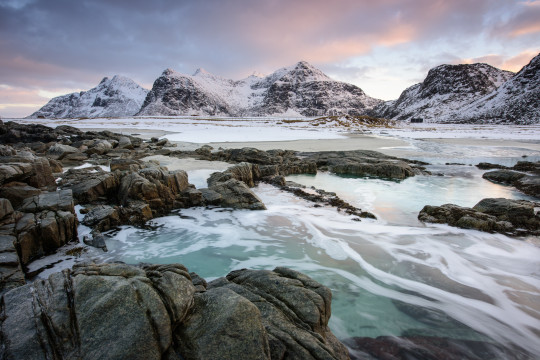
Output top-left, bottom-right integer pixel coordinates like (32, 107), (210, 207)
(165, 133), (413, 154)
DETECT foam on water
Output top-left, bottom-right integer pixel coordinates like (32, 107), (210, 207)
(96, 173), (540, 355)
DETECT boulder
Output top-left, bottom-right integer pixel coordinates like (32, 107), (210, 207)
(0, 262), (195, 360)
(0, 263), (348, 360)
(203, 267), (350, 360)
(483, 170), (540, 198)
(59, 168), (119, 204)
(209, 179), (266, 210)
(85, 139), (113, 155)
(0, 198), (14, 221)
(46, 143), (80, 160)
(82, 205), (120, 231)
(0, 154), (56, 190)
(304, 150), (427, 180)
(418, 198), (540, 236)
(483, 170), (526, 184)
(117, 136), (134, 150)
(83, 230), (108, 250)
(176, 287), (271, 360)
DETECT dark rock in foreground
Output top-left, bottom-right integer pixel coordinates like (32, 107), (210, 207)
(418, 198), (540, 236)
(0, 262), (349, 360)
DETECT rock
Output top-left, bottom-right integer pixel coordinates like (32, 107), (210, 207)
(418, 198), (540, 236)
(82, 205), (120, 231)
(110, 158), (144, 172)
(117, 136), (134, 149)
(472, 198), (539, 230)
(20, 189), (75, 213)
(476, 162), (508, 170)
(1, 264), (348, 360)
(208, 162), (258, 187)
(483, 169), (540, 198)
(48, 158), (63, 173)
(83, 230), (108, 250)
(46, 143), (80, 160)
(206, 267), (350, 360)
(304, 150), (427, 180)
(0, 154), (56, 190)
(515, 176), (540, 198)
(60, 169), (119, 204)
(209, 179), (266, 210)
(1, 262), (194, 360)
(14, 190), (78, 265)
(483, 169), (526, 184)
(0, 198), (14, 221)
(200, 188), (222, 205)
(176, 287), (271, 360)
(210, 147), (317, 176)
(85, 139), (113, 155)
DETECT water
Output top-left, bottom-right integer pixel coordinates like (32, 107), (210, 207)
(94, 145), (540, 357)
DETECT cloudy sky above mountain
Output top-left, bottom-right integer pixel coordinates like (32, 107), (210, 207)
(0, 0), (539, 117)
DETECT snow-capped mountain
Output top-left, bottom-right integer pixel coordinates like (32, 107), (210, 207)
(372, 63), (514, 122)
(450, 53), (540, 124)
(137, 61), (382, 117)
(29, 76), (148, 118)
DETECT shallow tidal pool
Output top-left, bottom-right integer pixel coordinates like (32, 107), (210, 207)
(94, 156), (540, 356)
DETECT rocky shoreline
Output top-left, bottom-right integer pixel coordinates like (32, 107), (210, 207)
(1, 120), (538, 359)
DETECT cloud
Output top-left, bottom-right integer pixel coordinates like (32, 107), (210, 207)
(491, 1), (540, 38)
(1, 0), (538, 115)
(459, 49), (539, 72)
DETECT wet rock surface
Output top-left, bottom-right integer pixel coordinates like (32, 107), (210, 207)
(302, 150), (429, 180)
(479, 161), (540, 198)
(345, 336), (529, 360)
(418, 198), (540, 236)
(0, 262), (349, 360)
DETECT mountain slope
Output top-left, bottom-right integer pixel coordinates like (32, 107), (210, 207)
(451, 53), (540, 124)
(372, 63), (514, 122)
(137, 61), (382, 117)
(29, 76), (148, 119)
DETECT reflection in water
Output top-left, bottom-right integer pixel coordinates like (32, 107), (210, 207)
(98, 161), (540, 355)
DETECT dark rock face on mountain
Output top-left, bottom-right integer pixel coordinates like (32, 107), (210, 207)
(136, 61), (382, 117)
(0, 262), (349, 360)
(452, 52), (540, 124)
(418, 198), (540, 236)
(372, 63), (513, 122)
(251, 61), (382, 117)
(29, 75), (148, 119)
(137, 68), (234, 116)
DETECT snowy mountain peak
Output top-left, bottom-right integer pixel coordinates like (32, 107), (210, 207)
(450, 52), (540, 124)
(29, 75), (148, 119)
(280, 61), (332, 83)
(249, 71), (265, 78)
(193, 68), (212, 76)
(371, 62), (515, 122)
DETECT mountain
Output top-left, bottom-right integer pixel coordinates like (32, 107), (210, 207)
(137, 61), (382, 117)
(450, 53), (540, 124)
(372, 63), (514, 122)
(29, 75), (148, 118)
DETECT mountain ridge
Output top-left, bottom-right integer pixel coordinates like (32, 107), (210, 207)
(27, 54), (540, 123)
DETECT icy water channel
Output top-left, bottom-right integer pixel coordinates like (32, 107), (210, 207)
(94, 143), (540, 357)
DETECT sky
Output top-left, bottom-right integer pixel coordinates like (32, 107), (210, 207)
(0, 0), (539, 118)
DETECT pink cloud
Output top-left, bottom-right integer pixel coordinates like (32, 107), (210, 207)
(460, 50), (539, 72)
